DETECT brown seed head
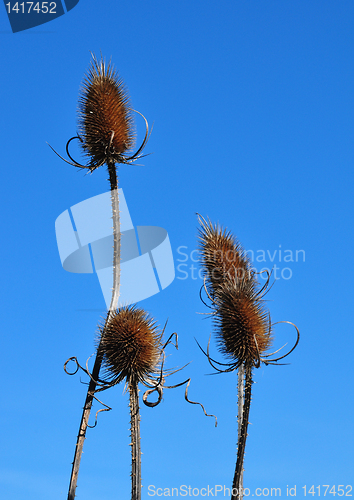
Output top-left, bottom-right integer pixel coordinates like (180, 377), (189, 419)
(198, 215), (252, 297)
(198, 216), (272, 367)
(78, 54), (135, 169)
(214, 276), (272, 367)
(99, 306), (162, 384)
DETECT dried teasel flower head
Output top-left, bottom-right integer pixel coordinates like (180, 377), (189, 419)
(48, 54), (150, 176)
(78, 54), (135, 170)
(197, 215), (278, 369)
(198, 214), (253, 297)
(99, 305), (162, 385)
(214, 276), (272, 368)
(65, 307), (217, 425)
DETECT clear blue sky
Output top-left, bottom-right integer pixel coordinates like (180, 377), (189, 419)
(1, 1), (353, 499)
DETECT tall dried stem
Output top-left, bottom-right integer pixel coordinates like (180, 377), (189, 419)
(236, 363), (245, 500)
(232, 362), (252, 500)
(67, 160), (121, 500)
(129, 379), (141, 500)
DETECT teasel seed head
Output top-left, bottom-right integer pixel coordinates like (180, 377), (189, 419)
(78, 54), (135, 170)
(198, 215), (252, 297)
(99, 305), (162, 385)
(214, 276), (272, 367)
(198, 215), (273, 368)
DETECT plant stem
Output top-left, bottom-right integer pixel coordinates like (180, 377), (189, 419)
(129, 379), (142, 500)
(237, 363), (245, 500)
(67, 348), (104, 500)
(67, 159), (121, 500)
(231, 362), (253, 500)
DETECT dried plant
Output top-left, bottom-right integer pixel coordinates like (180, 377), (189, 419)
(65, 305), (217, 500)
(50, 54), (150, 500)
(49, 53), (150, 181)
(77, 57), (135, 172)
(99, 306), (162, 385)
(197, 215), (299, 500)
(99, 306), (162, 500)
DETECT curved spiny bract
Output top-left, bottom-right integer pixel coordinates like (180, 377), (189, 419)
(78, 54), (135, 171)
(99, 305), (162, 385)
(197, 215), (253, 298)
(214, 276), (272, 368)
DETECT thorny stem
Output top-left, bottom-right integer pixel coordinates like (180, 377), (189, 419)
(67, 158), (121, 500)
(129, 379), (142, 500)
(231, 362), (253, 500)
(237, 363), (245, 500)
(67, 348), (104, 500)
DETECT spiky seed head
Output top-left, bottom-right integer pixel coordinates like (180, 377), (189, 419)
(198, 216), (272, 367)
(78, 54), (135, 169)
(198, 216), (252, 296)
(99, 305), (162, 384)
(214, 276), (272, 367)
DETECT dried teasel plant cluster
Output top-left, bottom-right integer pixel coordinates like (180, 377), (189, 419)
(53, 54), (152, 500)
(197, 214), (299, 500)
(54, 53), (218, 500)
(57, 54), (215, 500)
(53, 51), (299, 500)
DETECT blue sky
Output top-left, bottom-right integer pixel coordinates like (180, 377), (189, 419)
(1, 1), (353, 499)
